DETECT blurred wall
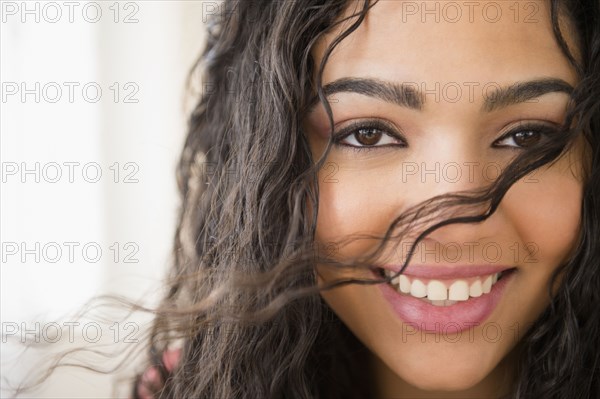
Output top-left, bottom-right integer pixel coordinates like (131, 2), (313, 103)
(1, 1), (212, 397)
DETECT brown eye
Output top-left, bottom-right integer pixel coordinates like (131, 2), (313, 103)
(354, 127), (384, 146)
(494, 124), (558, 149)
(512, 131), (542, 147)
(332, 120), (406, 151)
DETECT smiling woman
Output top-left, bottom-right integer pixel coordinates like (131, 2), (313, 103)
(15, 0), (599, 398)
(126, 0), (598, 398)
(303, 1), (590, 396)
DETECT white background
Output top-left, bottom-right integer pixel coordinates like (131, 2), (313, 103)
(1, 1), (212, 397)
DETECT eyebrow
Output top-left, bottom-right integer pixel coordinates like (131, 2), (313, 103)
(306, 77), (574, 113)
(482, 78), (573, 111)
(307, 77), (424, 112)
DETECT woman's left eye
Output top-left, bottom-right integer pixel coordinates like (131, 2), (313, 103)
(493, 123), (560, 149)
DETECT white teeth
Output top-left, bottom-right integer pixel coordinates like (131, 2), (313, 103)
(469, 280), (483, 297)
(410, 279), (427, 298)
(482, 275), (492, 294)
(427, 280), (447, 300)
(448, 280), (469, 300)
(399, 275), (411, 293)
(384, 269), (400, 285)
(384, 270), (400, 285)
(385, 270), (507, 303)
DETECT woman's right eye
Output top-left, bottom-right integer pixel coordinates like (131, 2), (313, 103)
(332, 121), (407, 152)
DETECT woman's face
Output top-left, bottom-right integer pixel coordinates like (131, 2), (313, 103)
(303, 0), (587, 396)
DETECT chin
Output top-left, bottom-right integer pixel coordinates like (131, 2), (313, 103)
(409, 376), (482, 392)
(392, 358), (491, 392)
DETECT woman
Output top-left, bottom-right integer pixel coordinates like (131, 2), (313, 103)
(132, 0), (599, 398)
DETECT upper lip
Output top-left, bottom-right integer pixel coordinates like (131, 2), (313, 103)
(378, 264), (516, 279)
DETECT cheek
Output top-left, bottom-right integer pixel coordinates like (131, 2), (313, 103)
(503, 151), (584, 268)
(316, 181), (371, 238)
(315, 168), (400, 260)
(499, 151), (584, 319)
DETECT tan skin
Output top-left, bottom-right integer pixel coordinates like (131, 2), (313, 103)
(303, 1), (587, 398)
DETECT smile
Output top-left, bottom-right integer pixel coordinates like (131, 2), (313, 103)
(373, 266), (518, 333)
(376, 268), (516, 307)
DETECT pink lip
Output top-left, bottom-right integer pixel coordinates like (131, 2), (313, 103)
(380, 264), (515, 279)
(374, 269), (516, 333)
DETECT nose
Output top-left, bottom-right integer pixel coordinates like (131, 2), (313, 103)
(397, 130), (510, 264)
(399, 130), (496, 218)
(416, 132), (493, 195)
(403, 202), (513, 266)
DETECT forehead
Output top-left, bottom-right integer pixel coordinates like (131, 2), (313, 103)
(312, 0), (578, 89)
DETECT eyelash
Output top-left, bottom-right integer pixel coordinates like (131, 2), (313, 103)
(331, 120), (560, 153)
(332, 120), (406, 153)
(492, 122), (559, 149)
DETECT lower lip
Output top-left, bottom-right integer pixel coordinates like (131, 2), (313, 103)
(375, 270), (516, 333)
